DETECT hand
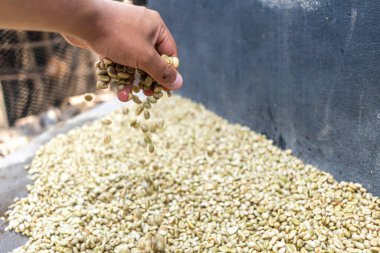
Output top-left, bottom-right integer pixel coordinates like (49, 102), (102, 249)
(62, 0), (183, 100)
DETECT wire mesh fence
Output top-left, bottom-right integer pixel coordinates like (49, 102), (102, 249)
(0, 0), (147, 126)
(0, 30), (97, 126)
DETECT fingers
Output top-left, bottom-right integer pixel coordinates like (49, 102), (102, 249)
(141, 19), (182, 90)
(117, 84), (133, 102)
(140, 51), (183, 90)
(143, 89), (154, 96)
(155, 23), (177, 57)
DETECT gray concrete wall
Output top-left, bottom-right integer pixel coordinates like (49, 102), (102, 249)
(150, 0), (380, 195)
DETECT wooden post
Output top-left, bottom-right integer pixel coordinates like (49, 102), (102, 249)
(0, 81), (9, 128)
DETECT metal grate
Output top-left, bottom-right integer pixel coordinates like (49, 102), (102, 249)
(0, 0), (147, 126)
(0, 30), (96, 126)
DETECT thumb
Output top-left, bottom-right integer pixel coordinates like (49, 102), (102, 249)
(140, 51), (183, 90)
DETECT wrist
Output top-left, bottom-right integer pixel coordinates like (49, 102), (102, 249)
(63, 0), (105, 42)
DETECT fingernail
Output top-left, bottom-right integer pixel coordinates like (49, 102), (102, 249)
(168, 72), (183, 90)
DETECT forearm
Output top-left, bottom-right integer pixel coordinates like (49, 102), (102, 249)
(0, 0), (101, 37)
(0, 0), (183, 94)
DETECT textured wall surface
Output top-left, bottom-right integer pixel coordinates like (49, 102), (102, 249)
(150, 0), (380, 195)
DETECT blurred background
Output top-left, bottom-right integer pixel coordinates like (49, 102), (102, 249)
(0, 0), (147, 157)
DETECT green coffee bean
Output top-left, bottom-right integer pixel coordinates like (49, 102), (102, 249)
(135, 105), (144, 116)
(96, 81), (108, 89)
(94, 61), (101, 68)
(138, 139), (147, 148)
(103, 58), (113, 65)
(101, 119), (112, 126)
(144, 133), (152, 143)
(154, 86), (163, 93)
(107, 66), (118, 78)
(144, 110), (150, 120)
(132, 85), (140, 93)
(99, 62), (106, 70)
(172, 57), (179, 69)
(132, 95), (142, 105)
(117, 84), (125, 91)
(126, 66), (135, 74)
(157, 119), (164, 129)
(98, 75), (111, 82)
(96, 70), (108, 76)
(143, 102), (151, 109)
(103, 135), (111, 144)
(147, 97), (157, 104)
(116, 64), (125, 72)
(84, 93), (94, 102)
(122, 108), (129, 115)
(140, 123), (149, 133)
(150, 124), (157, 133)
(161, 54), (172, 65)
(117, 72), (130, 79)
(144, 76), (153, 87)
(130, 119), (137, 128)
(118, 80), (127, 86)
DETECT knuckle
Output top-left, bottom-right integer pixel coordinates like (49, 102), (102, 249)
(161, 63), (176, 84)
(140, 6), (149, 14)
(149, 10), (162, 20)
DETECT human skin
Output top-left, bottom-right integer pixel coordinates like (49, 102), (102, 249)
(0, 0), (183, 101)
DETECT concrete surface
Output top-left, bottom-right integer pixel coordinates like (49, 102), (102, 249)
(150, 0), (380, 195)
